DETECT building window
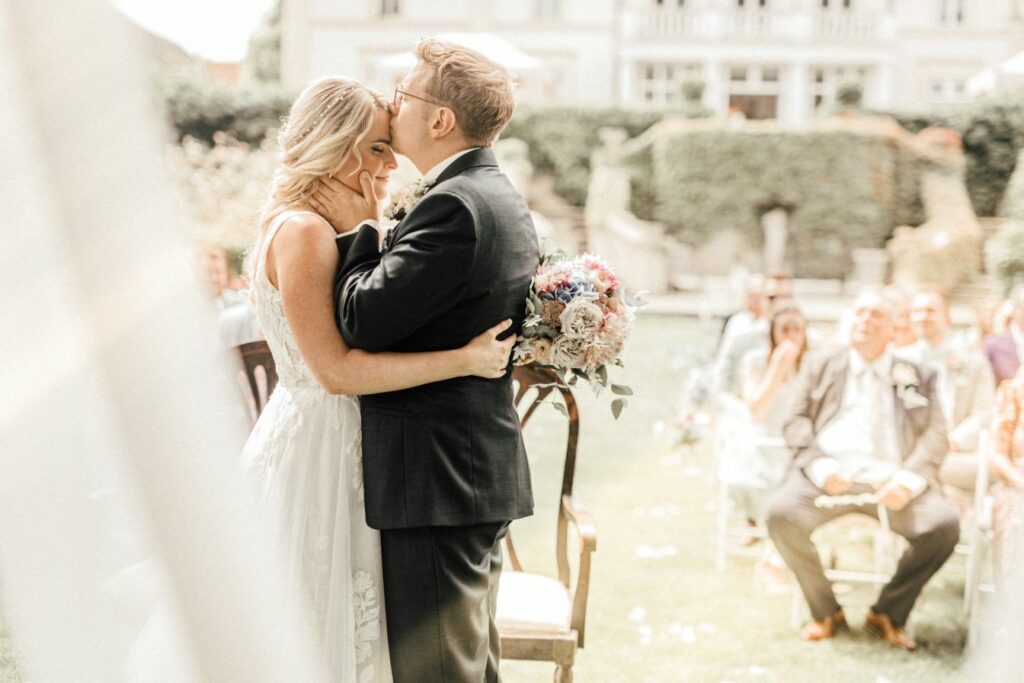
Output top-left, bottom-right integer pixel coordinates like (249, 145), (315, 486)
(939, 0), (964, 24)
(811, 65), (872, 111)
(929, 77), (969, 103)
(536, 0), (562, 19)
(638, 62), (703, 107)
(730, 67), (748, 82)
(380, 0), (400, 17)
(762, 68), (779, 82)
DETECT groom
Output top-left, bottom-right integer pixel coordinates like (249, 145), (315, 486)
(320, 40), (538, 682)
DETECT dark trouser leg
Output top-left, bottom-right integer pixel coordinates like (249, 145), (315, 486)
(873, 489), (960, 627)
(380, 522), (508, 683)
(485, 526), (506, 683)
(766, 472), (855, 620)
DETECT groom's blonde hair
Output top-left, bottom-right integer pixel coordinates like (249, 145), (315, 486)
(415, 39), (515, 146)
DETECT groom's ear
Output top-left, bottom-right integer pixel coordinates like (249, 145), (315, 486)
(430, 107), (460, 140)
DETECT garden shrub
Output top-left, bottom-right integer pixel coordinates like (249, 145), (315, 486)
(501, 106), (704, 206)
(985, 220), (1024, 295)
(163, 75), (291, 145)
(625, 120), (954, 278)
(881, 92), (1024, 217)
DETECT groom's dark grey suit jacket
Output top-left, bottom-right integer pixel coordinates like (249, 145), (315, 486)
(333, 147), (539, 530)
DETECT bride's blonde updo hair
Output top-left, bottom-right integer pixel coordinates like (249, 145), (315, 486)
(258, 77), (389, 236)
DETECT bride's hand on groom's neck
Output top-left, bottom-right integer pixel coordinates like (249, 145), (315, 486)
(310, 172), (380, 235)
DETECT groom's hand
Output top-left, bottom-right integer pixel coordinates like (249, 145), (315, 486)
(310, 172), (380, 234)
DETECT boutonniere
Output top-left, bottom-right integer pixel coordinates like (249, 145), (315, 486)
(384, 178), (433, 221)
(892, 361), (929, 409)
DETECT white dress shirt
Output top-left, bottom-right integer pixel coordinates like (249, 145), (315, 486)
(422, 147), (480, 184)
(809, 350), (928, 497)
(904, 339), (955, 426)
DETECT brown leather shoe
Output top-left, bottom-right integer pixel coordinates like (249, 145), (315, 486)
(799, 610), (847, 641)
(865, 609), (917, 651)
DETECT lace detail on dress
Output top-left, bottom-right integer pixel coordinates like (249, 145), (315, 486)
(242, 210), (390, 682)
(252, 211), (328, 394)
(353, 570), (381, 683)
(350, 428), (365, 502)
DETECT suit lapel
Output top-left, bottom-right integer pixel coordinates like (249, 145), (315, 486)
(816, 352), (849, 430)
(384, 148), (498, 252)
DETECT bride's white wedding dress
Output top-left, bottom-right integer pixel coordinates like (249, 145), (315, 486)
(242, 210), (391, 682)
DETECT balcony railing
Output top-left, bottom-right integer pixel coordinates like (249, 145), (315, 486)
(626, 7), (884, 42)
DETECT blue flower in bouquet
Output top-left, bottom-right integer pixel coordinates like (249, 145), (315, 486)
(552, 278), (598, 304)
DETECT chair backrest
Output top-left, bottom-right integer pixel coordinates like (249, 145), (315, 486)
(235, 340), (278, 422)
(507, 364), (580, 572)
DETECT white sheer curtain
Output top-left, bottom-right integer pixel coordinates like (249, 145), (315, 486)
(0, 1), (328, 680)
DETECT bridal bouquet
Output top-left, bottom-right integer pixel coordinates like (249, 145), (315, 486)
(513, 249), (642, 417)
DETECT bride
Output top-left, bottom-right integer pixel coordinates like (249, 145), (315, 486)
(242, 77), (514, 682)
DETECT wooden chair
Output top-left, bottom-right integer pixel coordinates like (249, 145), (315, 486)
(497, 364), (596, 683)
(234, 340), (278, 422)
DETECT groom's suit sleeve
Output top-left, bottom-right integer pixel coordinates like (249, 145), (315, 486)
(333, 191), (477, 352)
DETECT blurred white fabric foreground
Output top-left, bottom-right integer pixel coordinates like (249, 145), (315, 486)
(0, 1), (328, 681)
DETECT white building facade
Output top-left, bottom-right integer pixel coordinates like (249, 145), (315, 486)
(281, 0), (1024, 124)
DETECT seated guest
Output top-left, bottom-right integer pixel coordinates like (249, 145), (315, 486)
(900, 290), (995, 493)
(766, 292), (959, 651)
(200, 245), (262, 347)
(712, 274), (793, 396)
(720, 274), (768, 349)
(985, 285), (1024, 384)
(884, 286), (917, 349)
(736, 305), (809, 523)
(990, 368), (1024, 580)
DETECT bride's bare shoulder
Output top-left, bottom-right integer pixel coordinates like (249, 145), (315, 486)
(266, 213), (338, 282)
(271, 212), (336, 253)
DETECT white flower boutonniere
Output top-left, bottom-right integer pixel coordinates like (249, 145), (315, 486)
(892, 361), (929, 409)
(384, 178), (433, 221)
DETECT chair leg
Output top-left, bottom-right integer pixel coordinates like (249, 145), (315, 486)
(715, 481), (730, 571)
(554, 664), (573, 683)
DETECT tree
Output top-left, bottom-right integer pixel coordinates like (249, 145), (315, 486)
(244, 1), (281, 84)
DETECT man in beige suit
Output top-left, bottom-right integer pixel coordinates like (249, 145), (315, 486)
(766, 293), (960, 651)
(900, 290), (995, 493)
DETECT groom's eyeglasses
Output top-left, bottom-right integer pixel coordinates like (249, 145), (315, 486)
(393, 87), (446, 110)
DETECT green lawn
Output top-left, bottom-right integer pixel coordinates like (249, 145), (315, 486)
(0, 315), (968, 682)
(502, 314), (967, 683)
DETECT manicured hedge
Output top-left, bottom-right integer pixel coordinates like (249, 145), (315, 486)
(501, 106), (705, 206)
(627, 120), (954, 278)
(881, 92), (1024, 217)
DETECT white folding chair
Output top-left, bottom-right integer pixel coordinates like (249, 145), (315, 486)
(788, 493), (907, 629)
(963, 432), (996, 649)
(712, 392), (787, 570)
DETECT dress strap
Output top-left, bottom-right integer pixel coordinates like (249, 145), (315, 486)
(257, 210), (334, 282)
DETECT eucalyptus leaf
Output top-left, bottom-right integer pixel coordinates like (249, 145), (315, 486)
(611, 384), (633, 396)
(553, 401), (569, 417)
(611, 398), (626, 420)
(596, 365), (608, 386)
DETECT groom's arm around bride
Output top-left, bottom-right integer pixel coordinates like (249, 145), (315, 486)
(326, 39), (540, 683)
